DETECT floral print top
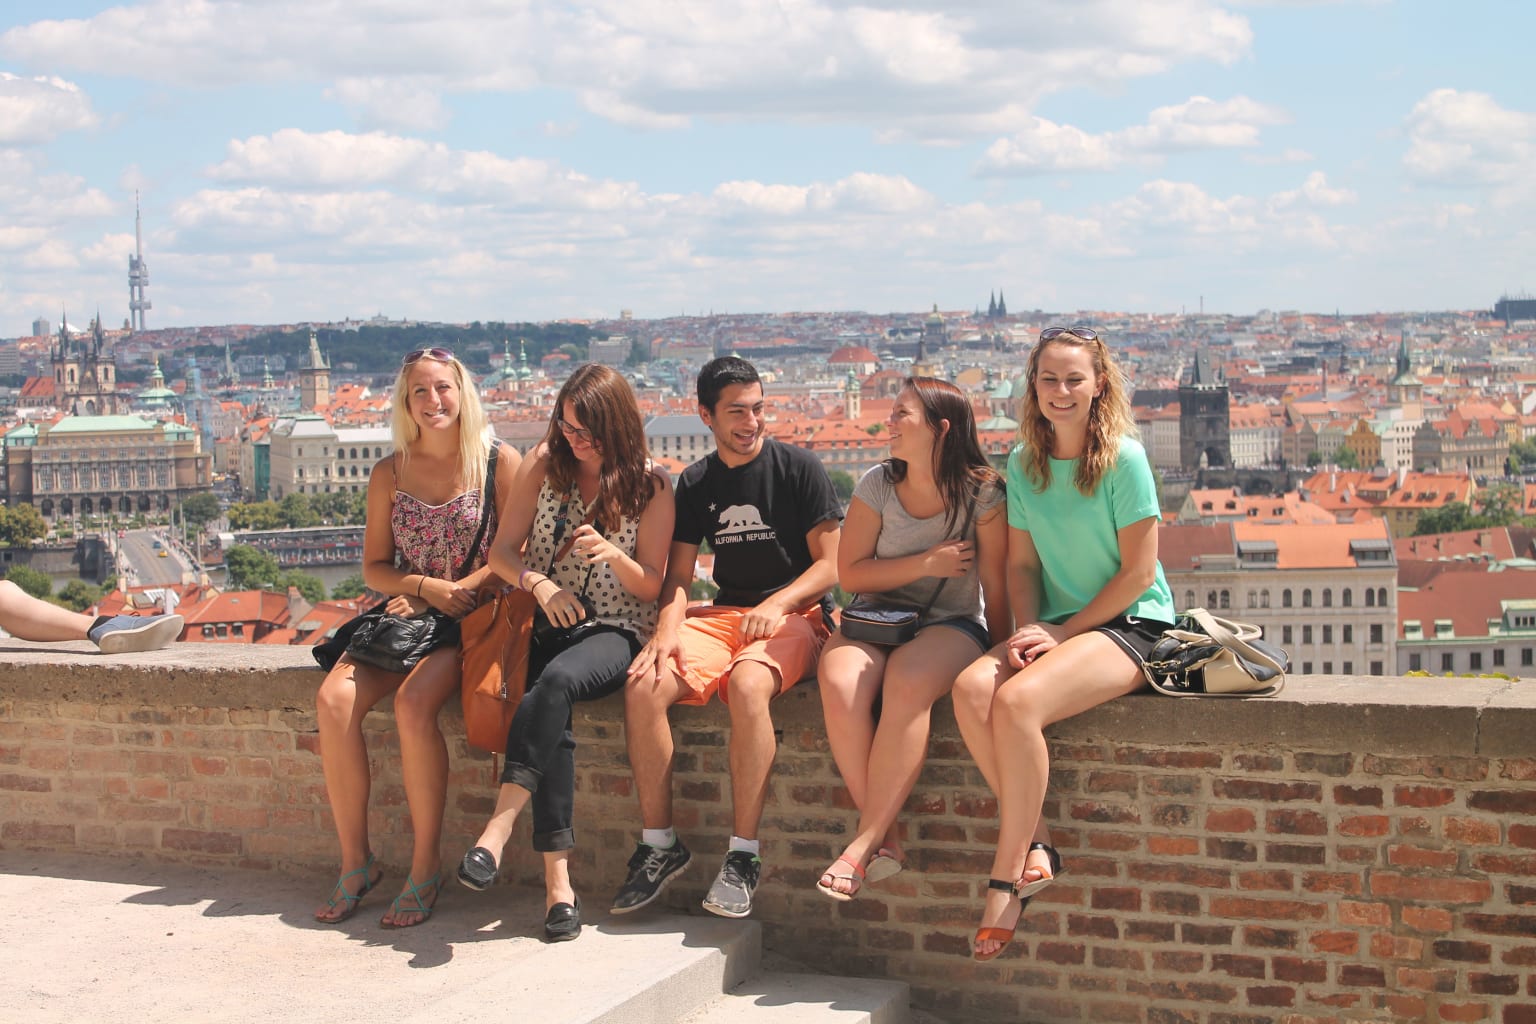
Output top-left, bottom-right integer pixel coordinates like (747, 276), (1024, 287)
(391, 455), (499, 582)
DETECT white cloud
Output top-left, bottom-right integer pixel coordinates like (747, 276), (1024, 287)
(1269, 171), (1356, 210)
(977, 95), (1289, 175)
(1403, 88), (1536, 187)
(1, 0), (1254, 142)
(0, 71), (98, 144)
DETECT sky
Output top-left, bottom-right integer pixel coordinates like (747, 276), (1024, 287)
(1, 0), (1532, 333)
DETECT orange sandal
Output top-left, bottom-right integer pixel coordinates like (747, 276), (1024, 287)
(815, 855), (866, 902)
(973, 878), (1031, 962)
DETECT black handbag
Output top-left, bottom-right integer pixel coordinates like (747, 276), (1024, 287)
(1143, 607), (1289, 697)
(314, 445), (500, 673)
(838, 504), (975, 647)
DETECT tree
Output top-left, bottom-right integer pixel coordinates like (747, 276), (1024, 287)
(689, 579), (719, 601)
(828, 470), (856, 504)
(223, 545), (282, 590)
(1413, 502), (1471, 536)
(1332, 445), (1360, 470)
(4, 564), (52, 599)
(56, 580), (102, 612)
(278, 570), (326, 605)
(0, 504), (48, 546)
(1474, 483), (1521, 527)
(176, 492), (223, 531)
(1305, 450), (1325, 468)
(332, 573), (368, 600)
(227, 501), (284, 531)
(279, 493), (320, 529)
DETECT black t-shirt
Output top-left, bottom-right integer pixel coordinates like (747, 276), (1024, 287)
(674, 437), (843, 611)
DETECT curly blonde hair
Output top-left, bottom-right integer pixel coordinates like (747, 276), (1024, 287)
(1016, 329), (1137, 496)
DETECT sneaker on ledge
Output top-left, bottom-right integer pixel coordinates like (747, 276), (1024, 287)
(702, 849), (761, 919)
(89, 613), (185, 654)
(610, 838), (692, 914)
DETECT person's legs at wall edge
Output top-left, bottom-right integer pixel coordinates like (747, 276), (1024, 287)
(462, 628), (634, 938)
(312, 655), (399, 923)
(956, 630), (1144, 959)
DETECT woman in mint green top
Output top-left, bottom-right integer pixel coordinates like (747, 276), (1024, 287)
(953, 326), (1174, 962)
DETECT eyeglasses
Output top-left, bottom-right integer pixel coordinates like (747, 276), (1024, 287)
(557, 418), (594, 444)
(1038, 327), (1099, 343)
(402, 347), (454, 365)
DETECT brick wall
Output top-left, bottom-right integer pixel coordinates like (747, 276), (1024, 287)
(2, 646), (1534, 1023)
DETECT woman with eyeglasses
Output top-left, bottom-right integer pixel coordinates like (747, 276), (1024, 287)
(814, 377), (1008, 902)
(953, 327), (1174, 961)
(313, 347), (520, 928)
(456, 363), (673, 942)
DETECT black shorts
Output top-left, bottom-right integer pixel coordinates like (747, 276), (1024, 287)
(1093, 615), (1175, 668)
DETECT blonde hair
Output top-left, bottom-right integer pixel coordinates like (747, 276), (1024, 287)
(389, 352), (491, 493)
(1016, 331), (1137, 495)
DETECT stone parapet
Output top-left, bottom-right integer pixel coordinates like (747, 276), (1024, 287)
(2, 643), (1534, 1022)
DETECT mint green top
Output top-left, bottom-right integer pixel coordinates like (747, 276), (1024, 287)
(1005, 435), (1174, 626)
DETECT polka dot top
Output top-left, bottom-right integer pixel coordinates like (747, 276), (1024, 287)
(524, 477), (657, 643)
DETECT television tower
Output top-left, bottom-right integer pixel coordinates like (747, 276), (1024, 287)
(128, 192), (151, 332)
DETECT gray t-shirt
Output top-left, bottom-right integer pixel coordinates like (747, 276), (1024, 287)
(851, 466), (1003, 627)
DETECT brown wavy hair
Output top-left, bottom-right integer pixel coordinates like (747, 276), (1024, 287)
(544, 363), (654, 530)
(1016, 330), (1137, 495)
(883, 376), (1001, 533)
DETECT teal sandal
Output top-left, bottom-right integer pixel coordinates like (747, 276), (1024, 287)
(315, 853), (380, 924)
(381, 871), (442, 929)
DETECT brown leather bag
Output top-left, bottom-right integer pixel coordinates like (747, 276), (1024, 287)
(458, 585), (535, 753)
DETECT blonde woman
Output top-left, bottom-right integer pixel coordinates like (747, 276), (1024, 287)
(954, 327), (1174, 961)
(313, 348), (519, 928)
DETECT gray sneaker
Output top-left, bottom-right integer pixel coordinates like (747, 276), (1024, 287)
(702, 850), (761, 919)
(89, 613), (185, 654)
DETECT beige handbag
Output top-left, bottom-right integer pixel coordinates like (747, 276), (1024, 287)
(1143, 608), (1288, 697)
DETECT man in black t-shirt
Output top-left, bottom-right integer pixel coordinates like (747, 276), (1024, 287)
(613, 356), (842, 919)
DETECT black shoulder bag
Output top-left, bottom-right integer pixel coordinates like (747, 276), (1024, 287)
(314, 445), (500, 673)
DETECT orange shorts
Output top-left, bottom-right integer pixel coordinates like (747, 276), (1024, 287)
(675, 604), (830, 706)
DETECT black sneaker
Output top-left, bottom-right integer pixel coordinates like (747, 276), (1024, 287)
(701, 850), (761, 919)
(610, 838), (692, 914)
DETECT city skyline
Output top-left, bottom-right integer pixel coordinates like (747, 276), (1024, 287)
(1, 1), (1533, 331)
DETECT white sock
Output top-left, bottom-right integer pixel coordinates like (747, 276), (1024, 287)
(728, 835), (760, 857)
(642, 827), (676, 850)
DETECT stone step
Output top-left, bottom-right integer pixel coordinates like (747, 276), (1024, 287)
(677, 970), (911, 1024)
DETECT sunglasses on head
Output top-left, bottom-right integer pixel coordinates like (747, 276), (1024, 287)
(402, 347), (454, 365)
(1038, 327), (1098, 343)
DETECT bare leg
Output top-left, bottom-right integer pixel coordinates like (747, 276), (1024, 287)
(471, 783), (533, 867)
(826, 628), (976, 892)
(623, 667), (691, 829)
(724, 661), (780, 839)
(544, 850), (574, 910)
(381, 647), (460, 927)
(817, 633), (886, 823)
(972, 633), (1144, 958)
(0, 580), (93, 641)
(313, 656), (399, 921)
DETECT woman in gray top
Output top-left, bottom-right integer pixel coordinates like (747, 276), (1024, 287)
(815, 377), (1009, 900)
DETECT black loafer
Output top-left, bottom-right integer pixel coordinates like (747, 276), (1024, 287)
(543, 896), (581, 942)
(457, 846), (498, 891)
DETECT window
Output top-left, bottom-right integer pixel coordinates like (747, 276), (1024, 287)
(1303, 625), (1314, 644)
(1303, 662), (1314, 674)
(1371, 661), (1383, 675)
(1377, 587), (1388, 607)
(1494, 649), (1505, 667)
(1283, 589), (1293, 608)
(1220, 590), (1231, 610)
(1323, 588), (1333, 608)
(232, 623), (245, 637)
(1441, 653), (1454, 672)
(1323, 625), (1333, 644)
(1343, 588), (1353, 607)
(1261, 591), (1270, 608)
(1207, 590), (1217, 609)
(1248, 592), (1257, 609)
(1323, 661), (1333, 673)
(1470, 652), (1483, 670)
(1409, 653), (1422, 671)
(1283, 625), (1293, 645)
(1370, 624), (1383, 644)
(1343, 661), (1353, 674)
(1343, 624), (1353, 644)
(1524, 648), (1534, 667)
(1303, 588), (1313, 607)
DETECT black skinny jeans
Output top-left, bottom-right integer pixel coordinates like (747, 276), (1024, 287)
(500, 624), (638, 852)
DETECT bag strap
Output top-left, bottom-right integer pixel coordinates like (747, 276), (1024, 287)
(546, 489), (599, 598)
(454, 443), (500, 582)
(1187, 607), (1286, 677)
(856, 496), (978, 615)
